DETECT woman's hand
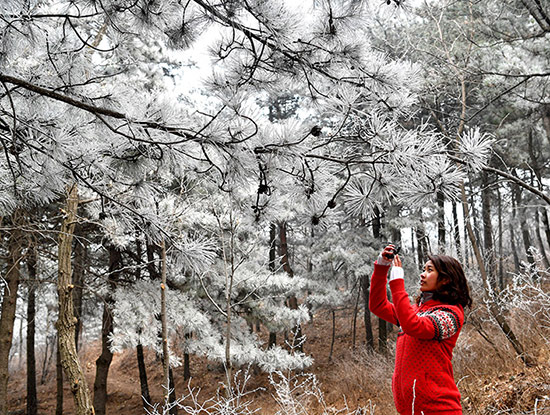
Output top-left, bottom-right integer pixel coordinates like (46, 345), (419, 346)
(393, 254), (402, 267)
(381, 244), (397, 262)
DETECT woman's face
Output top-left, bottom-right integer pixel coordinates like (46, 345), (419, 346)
(420, 260), (439, 292)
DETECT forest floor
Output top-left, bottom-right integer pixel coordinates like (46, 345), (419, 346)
(7, 307), (550, 415)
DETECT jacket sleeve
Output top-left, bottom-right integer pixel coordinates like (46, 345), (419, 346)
(369, 263), (399, 325)
(389, 279), (463, 340)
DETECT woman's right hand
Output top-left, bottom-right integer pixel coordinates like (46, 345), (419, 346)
(381, 244), (397, 261)
(376, 244), (396, 266)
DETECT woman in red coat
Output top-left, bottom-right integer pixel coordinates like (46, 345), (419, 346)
(369, 245), (472, 415)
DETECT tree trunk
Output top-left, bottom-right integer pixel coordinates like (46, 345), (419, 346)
(268, 223), (277, 348)
(56, 184), (94, 415)
(159, 240), (171, 403)
(437, 190), (446, 252)
(56, 339), (63, 415)
(541, 208), (550, 254)
(328, 310), (336, 362)
(481, 171), (497, 291)
(183, 350), (191, 382)
(452, 202), (462, 260)
(168, 367), (177, 415)
(279, 222), (303, 351)
(515, 184), (535, 265)
(93, 246), (121, 415)
(73, 230), (87, 352)
(26, 247), (38, 415)
(0, 209), (24, 415)
(415, 210), (428, 265)
(136, 344), (151, 407)
(535, 209), (550, 269)
(360, 274), (374, 351)
(510, 185), (521, 273)
(460, 182), (535, 366)
(496, 187), (505, 290)
(134, 240), (152, 407)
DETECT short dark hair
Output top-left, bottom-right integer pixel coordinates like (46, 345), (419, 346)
(418, 254), (473, 308)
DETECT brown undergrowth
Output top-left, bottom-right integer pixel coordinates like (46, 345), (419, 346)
(7, 304), (550, 414)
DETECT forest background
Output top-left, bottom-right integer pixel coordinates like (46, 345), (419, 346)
(1, 0), (550, 414)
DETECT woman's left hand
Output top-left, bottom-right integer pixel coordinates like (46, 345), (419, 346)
(393, 254), (402, 268)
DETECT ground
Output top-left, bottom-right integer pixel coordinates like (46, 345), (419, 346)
(7, 307), (550, 414)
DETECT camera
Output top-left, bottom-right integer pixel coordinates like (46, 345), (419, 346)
(384, 244), (400, 260)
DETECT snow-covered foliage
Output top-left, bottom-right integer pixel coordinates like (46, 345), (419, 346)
(0, 0), (496, 378)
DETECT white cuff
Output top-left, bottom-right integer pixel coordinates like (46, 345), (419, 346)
(376, 254), (392, 266)
(389, 266), (404, 281)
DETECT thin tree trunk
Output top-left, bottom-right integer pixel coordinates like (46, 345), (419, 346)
(535, 209), (550, 269)
(41, 335), (53, 385)
(136, 343), (151, 407)
(416, 210), (428, 265)
(56, 338), (63, 415)
(93, 245), (121, 415)
(452, 202), (462, 260)
(515, 184), (535, 265)
(541, 208), (550, 254)
(496, 187), (505, 290)
(0, 209), (24, 415)
(268, 223), (277, 348)
(352, 282), (361, 349)
(160, 240), (170, 403)
(437, 191), (446, 252)
(360, 275), (374, 351)
(26, 247), (38, 415)
(168, 367), (177, 415)
(328, 310), (336, 362)
(73, 232), (87, 352)
(56, 184), (94, 415)
(134, 240), (152, 406)
(510, 185), (521, 273)
(481, 171), (497, 291)
(279, 222), (303, 351)
(183, 339), (191, 382)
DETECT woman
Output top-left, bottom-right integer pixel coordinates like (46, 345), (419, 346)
(369, 245), (472, 415)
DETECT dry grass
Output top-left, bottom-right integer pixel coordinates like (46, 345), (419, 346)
(7, 293), (550, 415)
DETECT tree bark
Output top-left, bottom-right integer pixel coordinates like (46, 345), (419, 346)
(515, 184), (535, 265)
(279, 222), (303, 351)
(26, 247), (38, 415)
(496, 187), (505, 290)
(510, 185), (521, 273)
(0, 209), (24, 415)
(535, 209), (550, 269)
(56, 338), (63, 415)
(416, 210), (429, 265)
(160, 240), (170, 403)
(452, 202), (462, 260)
(93, 245), (121, 415)
(541, 208), (550, 256)
(268, 223), (277, 348)
(136, 343), (151, 407)
(481, 171), (497, 291)
(360, 274), (374, 351)
(73, 230), (87, 352)
(437, 191), (446, 252)
(56, 184), (94, 415)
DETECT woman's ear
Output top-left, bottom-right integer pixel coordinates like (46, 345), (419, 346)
(437, 275), (450, 288)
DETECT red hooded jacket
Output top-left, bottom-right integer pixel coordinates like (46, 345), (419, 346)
(370, 263), (464, 415)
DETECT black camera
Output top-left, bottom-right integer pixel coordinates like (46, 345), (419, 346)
(384, 244), (400, 260)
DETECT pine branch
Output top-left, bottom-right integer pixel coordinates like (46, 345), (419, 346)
(449, 155), (550, 205)
(0, 72), (201, 145)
